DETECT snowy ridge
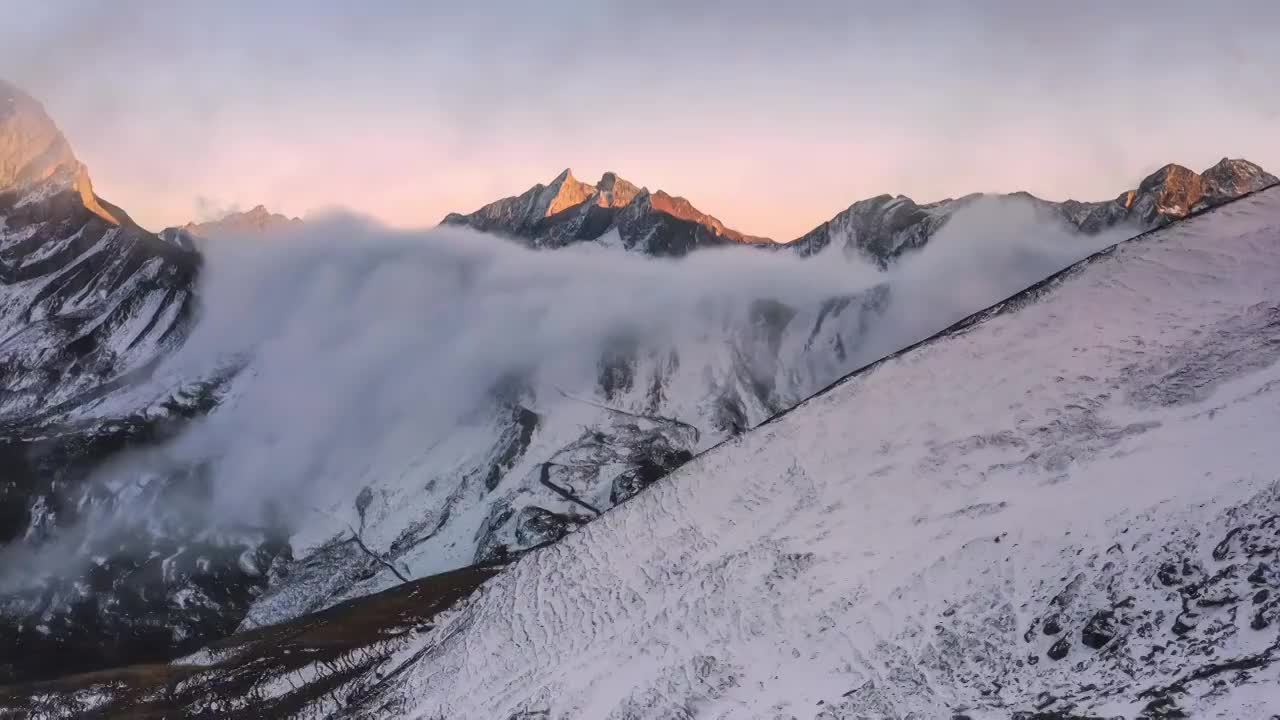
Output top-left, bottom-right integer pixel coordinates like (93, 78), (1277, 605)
(335, 187), (1280, 718)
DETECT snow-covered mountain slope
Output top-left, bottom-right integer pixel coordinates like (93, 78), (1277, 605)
(0, 81), (280, 684)
(316, 186), (1280, 718)
(0, 82), (198, 422)
(16, 175), (1277, 720)
(5, 176), (1253, 683)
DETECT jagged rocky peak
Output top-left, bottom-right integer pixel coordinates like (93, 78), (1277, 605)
(536, 168), (595, 217)
(180, 204), (303, 240)
(524, 168), (646, 218)
(1201, 157), (1277, 202)
(0, 78), (77, 190)
(1136, 162), (1204, 218)
(441, 168), (770, 254)
(0, 78), (121, 224)
(1107, 158), (1277, 227)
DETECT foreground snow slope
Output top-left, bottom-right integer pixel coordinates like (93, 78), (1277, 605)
(350, 188), (1280, 718)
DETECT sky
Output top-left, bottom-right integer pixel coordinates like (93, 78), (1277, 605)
(2, 0), (1278, 240)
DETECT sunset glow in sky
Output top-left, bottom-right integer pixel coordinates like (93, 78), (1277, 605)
(4, 1), (1278, 239)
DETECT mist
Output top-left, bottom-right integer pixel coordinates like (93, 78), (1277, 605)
(0, 197), (1134, 592)
(151, 216), (877, 525)
(153, 197), (1131, 526)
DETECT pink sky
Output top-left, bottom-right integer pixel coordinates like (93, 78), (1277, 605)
(5, 2), (1278, 240)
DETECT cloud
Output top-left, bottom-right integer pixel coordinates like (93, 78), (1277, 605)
(0, 198), (1134, 591)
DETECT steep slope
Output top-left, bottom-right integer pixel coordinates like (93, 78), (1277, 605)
(0, 81), (285, 684)
(342, 186), (1280, 718)
(442, 169), (772, 255)
(0, 82), (198, 420)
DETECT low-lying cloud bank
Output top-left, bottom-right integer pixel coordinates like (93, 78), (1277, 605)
(2, 196), (1133, 590)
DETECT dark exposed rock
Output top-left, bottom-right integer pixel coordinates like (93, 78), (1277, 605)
(1047, 637), (1071, 660)
(1080, 610), (1116, 650)
(514, 507), (590, 547)
(1042, 614), (1063, 635)
(1248, 561), (1273, 585)
(1251, 609), (1269, 630)
(484, 404), (540, 492)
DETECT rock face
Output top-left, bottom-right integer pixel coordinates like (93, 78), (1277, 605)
(442, 169), (772, 255)
(0, 81), (77, 190)
(0, 80), (286, 684)
(0, 80), (198, 421)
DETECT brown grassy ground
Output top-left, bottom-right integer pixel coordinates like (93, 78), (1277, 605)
(0, 562), (502, 719)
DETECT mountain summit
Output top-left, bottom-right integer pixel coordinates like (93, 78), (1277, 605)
(442, 169), (772, 255)
(179, 204), (303, 240)
(0, 79), (77, 190)
(0, 79), (124, 225)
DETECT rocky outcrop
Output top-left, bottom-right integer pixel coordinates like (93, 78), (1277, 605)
(790, 193), (965, 263)
(0, 81), (77, 190)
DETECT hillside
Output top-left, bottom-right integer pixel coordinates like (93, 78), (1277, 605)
(9, 174), (1280, 720)
(340, 186), (1280, 718)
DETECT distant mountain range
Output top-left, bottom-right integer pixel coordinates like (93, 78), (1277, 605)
(442, 161), (1276, 264)
(1, 73), (1276, 693)
(188, 158), (1277, 265)
(180, 205), (302, 239)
